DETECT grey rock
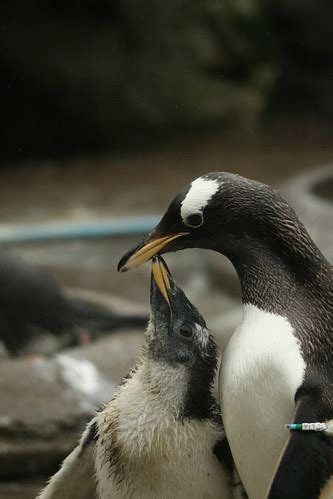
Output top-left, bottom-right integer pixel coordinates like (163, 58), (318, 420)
(0, 353), (114, 478)
(281, 164), (333, 263)
(210, 307), (243, 352)
(69, 331), (144, 385)
(206, 253), (241, 299)
(0, 479), (43, 499)
(0, 290), (146, 479)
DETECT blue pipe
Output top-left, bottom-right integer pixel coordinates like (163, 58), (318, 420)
(0, 215), (161, 245)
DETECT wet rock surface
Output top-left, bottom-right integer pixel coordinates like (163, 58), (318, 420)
(0, 290), (146, 498)
(281, 164), (333, 262)
(0, 346), (114, 478)
(0, 479), (44, 499)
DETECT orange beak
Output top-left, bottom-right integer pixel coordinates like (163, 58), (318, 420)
(118, 232), (188, 272)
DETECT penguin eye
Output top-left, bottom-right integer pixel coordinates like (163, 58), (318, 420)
(185, 212), (203, 228)
(179, 325), (193, 339)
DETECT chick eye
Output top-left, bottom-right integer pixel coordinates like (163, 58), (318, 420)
(185, 212), (203, 228)
(179, 325), (193, 338)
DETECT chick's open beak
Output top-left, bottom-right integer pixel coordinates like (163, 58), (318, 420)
(151, 256), (172, 310)
(118, 232), (188, 273)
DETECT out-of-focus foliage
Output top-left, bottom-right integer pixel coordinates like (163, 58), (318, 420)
(1, 0), (332, 158)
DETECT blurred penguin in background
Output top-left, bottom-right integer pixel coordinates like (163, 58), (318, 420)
(0, 251), (147, 356)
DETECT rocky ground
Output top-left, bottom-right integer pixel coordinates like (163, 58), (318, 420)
(0, 135), (332, 497)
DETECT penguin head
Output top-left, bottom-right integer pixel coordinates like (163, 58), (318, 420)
(147, 256), (217, 371)
(118, 172), (290, 272)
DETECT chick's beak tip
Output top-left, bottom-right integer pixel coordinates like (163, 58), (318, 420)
(152, 257), (172, 310)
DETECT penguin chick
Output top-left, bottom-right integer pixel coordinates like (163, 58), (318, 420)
(0, 251), (147, 356)
(39, 256), (246, 499)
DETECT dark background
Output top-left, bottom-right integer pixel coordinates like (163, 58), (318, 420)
(1, 0), (333, 160)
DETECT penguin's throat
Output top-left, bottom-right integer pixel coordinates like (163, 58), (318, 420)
(143, 360), (189, 413)
(218, 233), (329, 312)
(236, 249), (298, 308)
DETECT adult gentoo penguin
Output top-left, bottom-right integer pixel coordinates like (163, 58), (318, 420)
(39, 256), (245, 499)
(0, 250), (147, 356)
(118, 172), (333, 499)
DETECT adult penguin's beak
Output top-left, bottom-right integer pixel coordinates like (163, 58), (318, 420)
(118, 231), (188, 273)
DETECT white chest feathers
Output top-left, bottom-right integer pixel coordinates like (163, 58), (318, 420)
(220, 304), (306, 499)
(95, 363), (232, 499)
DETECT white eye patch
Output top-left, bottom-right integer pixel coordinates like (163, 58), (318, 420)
(195, 324), (209, 349)
(180, 177), (219, 225)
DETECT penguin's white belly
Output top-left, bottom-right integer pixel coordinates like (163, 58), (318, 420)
(98, 447), (230, 499)
(220, 304), (305, 499)
(95, 373), (232, 499)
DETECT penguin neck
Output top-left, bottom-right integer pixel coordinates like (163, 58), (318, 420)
(220, 228), (331, 315)
(142, 356), (216, 420)
(142, 358), (189, 413)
